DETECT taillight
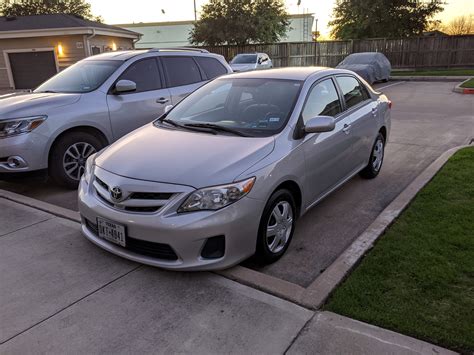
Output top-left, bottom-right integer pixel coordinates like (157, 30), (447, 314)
(388, 100), (392, 109)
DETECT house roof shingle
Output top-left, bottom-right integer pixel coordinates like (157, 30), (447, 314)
(0, 13), (139, 36)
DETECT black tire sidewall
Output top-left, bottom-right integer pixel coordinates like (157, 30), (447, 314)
(256, 189), (296, 264)
(49, 132), (103, 189)
(360, 132), (385, 179)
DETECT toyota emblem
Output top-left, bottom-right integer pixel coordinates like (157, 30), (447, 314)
(110, 186), (123, 201)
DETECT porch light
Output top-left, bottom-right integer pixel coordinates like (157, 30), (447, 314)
(112, 42), (117, 51)
(57, 43), (64, 56)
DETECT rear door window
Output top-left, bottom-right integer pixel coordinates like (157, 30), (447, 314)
(336, 76), (368, 109)
(161, 56), (203, 87)
(118, 58), (162, 93)
(195, 57), (228, 80)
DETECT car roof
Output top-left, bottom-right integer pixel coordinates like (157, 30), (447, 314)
(83, 48), (218, 62)
(83, 50), (146, 61)
(223, 67), (336, 81)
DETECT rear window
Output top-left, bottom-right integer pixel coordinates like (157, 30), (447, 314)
(195, 57), (228, 79)
(336, 76), (367, 109)
(161, 56), (202, 87)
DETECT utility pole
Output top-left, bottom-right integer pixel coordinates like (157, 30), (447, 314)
(194, 0), (197, 21)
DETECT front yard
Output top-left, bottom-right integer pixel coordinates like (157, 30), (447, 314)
(325, 147), (474, 353)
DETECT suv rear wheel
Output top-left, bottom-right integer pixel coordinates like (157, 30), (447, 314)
(49, 132), (103, 189)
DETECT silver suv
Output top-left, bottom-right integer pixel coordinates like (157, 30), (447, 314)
(0, 48), (231, 188)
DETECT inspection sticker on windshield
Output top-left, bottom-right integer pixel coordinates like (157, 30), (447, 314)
(269, 117), (280, 122)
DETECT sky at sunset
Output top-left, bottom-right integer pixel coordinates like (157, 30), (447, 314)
(89, 0), (474, 38)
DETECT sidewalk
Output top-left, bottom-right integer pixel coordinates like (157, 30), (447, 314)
(0, 197), (455, 354)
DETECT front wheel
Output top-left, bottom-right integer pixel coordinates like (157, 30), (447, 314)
(359, 132), (385, 179)
(49, 132), (104, 189)
(255, 189), (296, 265)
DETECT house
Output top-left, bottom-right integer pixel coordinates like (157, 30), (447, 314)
(0, 14), (141, 89)
(117, 13), (315, 49)
(423, 30), (449, 37)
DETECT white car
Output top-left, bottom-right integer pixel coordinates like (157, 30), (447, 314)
(230, 53), (273, 72)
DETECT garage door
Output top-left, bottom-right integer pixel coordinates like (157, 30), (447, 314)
(8, 51), (58, 89)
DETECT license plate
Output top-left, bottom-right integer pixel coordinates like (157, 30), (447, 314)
(97, 217), (126, 247)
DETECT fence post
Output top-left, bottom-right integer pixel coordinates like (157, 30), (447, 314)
(286, 42), (291, 67)
(350, 39), (354, 54)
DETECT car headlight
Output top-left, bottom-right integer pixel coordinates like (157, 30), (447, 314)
(178, 177), (256, 213)
(83, 153), (97, 184)
(0, 116), (47, 138)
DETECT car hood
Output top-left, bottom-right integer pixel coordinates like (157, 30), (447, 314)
(95, 124), (275, 188)
(230, 63), (257, 72)
(0, 92), (81, 118)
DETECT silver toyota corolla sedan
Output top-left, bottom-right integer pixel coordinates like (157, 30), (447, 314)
(78, 67), (391, 271)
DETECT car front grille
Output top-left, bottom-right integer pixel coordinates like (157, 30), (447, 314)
(84, 219), (178, 261)
(93, 175), (176, 214)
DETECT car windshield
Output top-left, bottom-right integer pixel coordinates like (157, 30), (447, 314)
(160, 78), (302, 137)
(231, 54), (258, 64)
(34, 60), (122, 93)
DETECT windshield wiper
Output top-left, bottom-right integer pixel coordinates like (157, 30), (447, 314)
(157, 118), (217, 135)
(184, 123), (249, 137)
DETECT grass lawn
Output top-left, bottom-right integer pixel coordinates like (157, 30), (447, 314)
(391, 69), (474, 76)
(460, 78), (474, 88)
(325, 147), (474, 353)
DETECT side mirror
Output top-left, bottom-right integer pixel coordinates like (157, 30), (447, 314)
(304, 116), (335, 134)
(164, 104), (173, 113)
(115, 79), (136, 93)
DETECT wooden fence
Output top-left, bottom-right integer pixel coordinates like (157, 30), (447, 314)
(200, 35), (474, 69)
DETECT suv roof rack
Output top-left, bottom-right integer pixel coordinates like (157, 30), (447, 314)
(147, 47), (209, 53)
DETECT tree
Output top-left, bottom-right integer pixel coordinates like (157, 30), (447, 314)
(444, 14), (474, 35)
(329, 0), (444, 39)
(0, 0), (102, 22)
(189, 0), (290, 46)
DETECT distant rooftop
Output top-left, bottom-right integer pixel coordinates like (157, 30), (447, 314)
(0, 13), (139, 37)
(115, 13), (314, 28)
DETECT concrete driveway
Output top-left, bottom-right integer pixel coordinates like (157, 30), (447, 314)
(1, 81), (473, 288)
(0, 198), (455, 354)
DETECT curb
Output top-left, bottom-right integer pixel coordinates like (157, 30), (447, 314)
(453, 77), (474, 94)
(0, 189), (81, 223)
(0, 144), (472, 311)
(389, 75), (469, 82)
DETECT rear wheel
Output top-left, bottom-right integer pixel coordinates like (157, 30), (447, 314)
(359, 132), (385, 179)
(49, 132), (103, 189)
(255, 189), (296, 264)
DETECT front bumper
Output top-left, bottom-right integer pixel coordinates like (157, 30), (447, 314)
(78, 170), (265, 271)
(0, 132), (49, 173)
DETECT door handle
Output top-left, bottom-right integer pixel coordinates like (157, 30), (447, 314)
(371, 107), (378, 116)
(342, 123), (351, 134)
(156, 97), (169, 104)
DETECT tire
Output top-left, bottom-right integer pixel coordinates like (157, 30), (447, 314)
(49, 131), (103, 189)
(359, 132), (385, 179)
(255, 189), (296, 265)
